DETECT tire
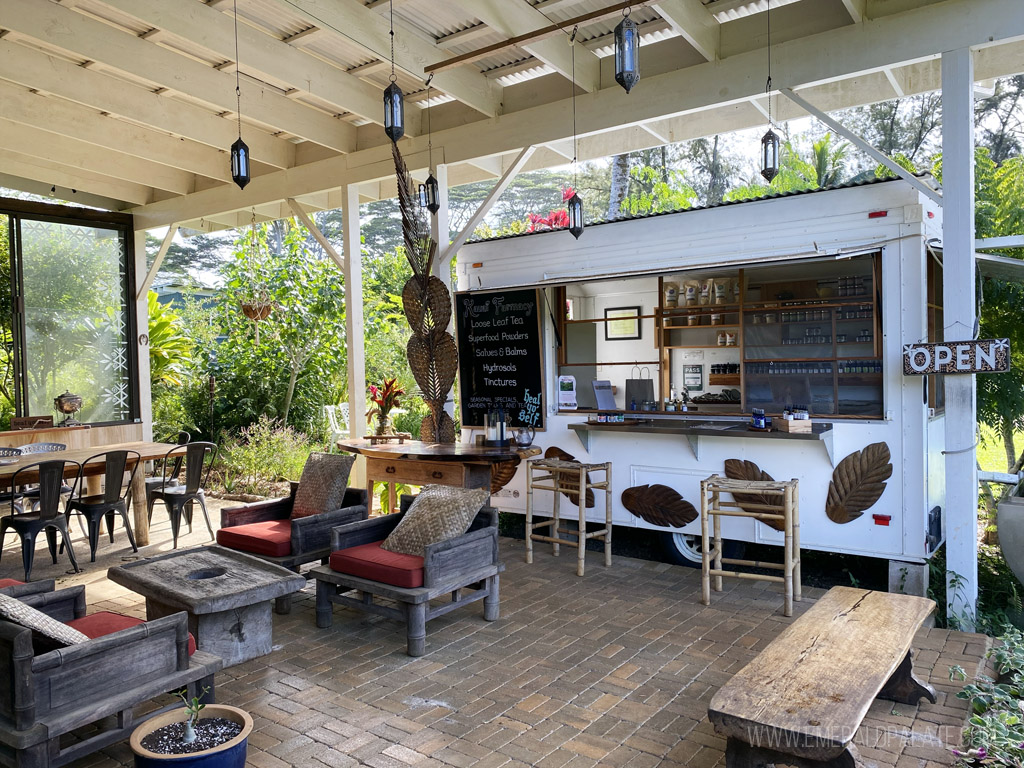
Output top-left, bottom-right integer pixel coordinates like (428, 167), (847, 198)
(660, 531), (745, 568)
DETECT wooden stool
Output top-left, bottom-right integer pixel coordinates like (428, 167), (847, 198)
(700, 475), (801, 616)
(526, 458), (611, 576)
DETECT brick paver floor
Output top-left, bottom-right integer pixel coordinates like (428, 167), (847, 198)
(1, 498), (989, 768)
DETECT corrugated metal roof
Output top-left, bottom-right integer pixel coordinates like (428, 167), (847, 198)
(468, 174), (936, 244)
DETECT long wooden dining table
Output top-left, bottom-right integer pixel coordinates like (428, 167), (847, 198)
(0, 440), (184, 547)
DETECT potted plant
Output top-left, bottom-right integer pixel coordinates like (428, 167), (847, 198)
(129, 688), (253, 768)
(367, 378), (405, 435)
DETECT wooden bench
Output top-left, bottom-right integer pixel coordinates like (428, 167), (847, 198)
(708, 586), (937, 768)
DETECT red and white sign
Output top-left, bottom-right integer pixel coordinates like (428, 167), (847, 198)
(902, 339), (1010, 375)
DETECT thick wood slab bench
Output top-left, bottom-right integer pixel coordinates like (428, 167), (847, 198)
(708, 586), (936, 768)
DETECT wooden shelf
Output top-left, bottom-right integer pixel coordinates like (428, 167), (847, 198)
(709, 374), (741, 386)
(663, 324), (740, 330)
(661, 304), (740, 314)
(665, 344), (740, 349)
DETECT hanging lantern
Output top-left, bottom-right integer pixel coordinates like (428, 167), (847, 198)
(614, 13), (640, 94)
(419, 173), (440, 214)
(566, 192), (584, 239)
(384, 81), (405, 142)
(760, 128), (780, 182)
(231, 136), (250, 190)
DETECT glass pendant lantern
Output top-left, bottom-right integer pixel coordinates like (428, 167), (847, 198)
(383, 81), (405, 142)
(760, 129), (780, 182)
(383, 1), (404, 142)
(567, 192), (584, 240)
(614, 8), (640, 94)
(418, 173), (439, 213)
(231, 137), (250, 190)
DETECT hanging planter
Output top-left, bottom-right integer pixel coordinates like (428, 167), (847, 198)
(129, 704), (253, 768)
(239, 301), (273, 322)
(235, 215), (275, 343)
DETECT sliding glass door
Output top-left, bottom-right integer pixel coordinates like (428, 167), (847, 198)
(4, 198), (138, 428)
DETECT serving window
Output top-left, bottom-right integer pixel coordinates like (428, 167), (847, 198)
(556, 252), (884, 418)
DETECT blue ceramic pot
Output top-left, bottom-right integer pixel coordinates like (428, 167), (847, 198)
(130, 705), (252, 768)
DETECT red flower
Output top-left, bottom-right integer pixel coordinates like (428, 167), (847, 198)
(562, 186), (576, 202)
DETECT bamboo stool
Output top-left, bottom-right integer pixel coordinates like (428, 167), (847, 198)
(700, 475), (801, 616)
(526, 457), (612, 577)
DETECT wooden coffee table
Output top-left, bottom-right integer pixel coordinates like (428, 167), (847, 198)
(107, 546), (306, 666)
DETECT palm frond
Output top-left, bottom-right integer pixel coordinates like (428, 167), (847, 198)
(392, 142), (433, 278)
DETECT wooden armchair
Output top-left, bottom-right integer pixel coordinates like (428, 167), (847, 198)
(311, 494), (503, 657)
(0, 583), (220, 768)
(218, 482), (369, 613)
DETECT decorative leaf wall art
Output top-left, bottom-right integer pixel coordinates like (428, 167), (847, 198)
(723, 459), (785, 532)
(393, 143), (456, 443)
(826, 442), (893, 524)
(621, 484), (698, 528)
(544, 446), (595, 508)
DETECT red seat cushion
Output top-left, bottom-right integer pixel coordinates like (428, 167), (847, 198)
(217, 520), (292, 557)
(67, 611), (197, 656)
(0, 579), (24, 588)
(329, 541), (424, 588)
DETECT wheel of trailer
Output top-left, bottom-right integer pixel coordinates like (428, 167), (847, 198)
(661, 532), (745, 568)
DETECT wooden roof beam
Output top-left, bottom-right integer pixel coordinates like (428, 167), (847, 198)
(651, 0), (719, 61)
(3, 0), (356, 152)
(268, 0), (501, 118)
(450, 0), (602, 92)
(0, 39), (295, 169)
(92, 0), (388, 127)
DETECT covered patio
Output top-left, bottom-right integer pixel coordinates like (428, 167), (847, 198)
(13, 507), (991, 768)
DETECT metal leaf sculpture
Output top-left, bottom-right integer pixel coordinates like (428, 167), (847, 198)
(393, 143), (456, 443)
(491, 457), (521, 493)
(544, 446), (595, 508)
(826, 442), (893, 524)
(621, 484), (697, 528)
(723, 459), (785, 532)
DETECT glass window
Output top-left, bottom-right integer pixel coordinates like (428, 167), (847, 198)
(2, 198), (138, 427)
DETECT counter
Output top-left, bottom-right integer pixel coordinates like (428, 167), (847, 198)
(567, 417), (834, 464)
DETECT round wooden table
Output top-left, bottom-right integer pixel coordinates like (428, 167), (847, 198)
(338, 440), (539, 511)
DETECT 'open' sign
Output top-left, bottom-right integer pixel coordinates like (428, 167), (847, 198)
(902, 339), (1010, 375)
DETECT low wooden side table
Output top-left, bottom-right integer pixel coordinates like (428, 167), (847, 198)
(700, 475), (801, 616)
(526, 458), (612, 576)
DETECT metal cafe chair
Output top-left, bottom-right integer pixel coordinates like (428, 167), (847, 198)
(0, 459), (82, 581)
(145, 430), (190, 519)
(0, 447), (24, 511)
(64, 449), (141, 562)
(148, 442), (217, 549)
(17, 443), (74, 506)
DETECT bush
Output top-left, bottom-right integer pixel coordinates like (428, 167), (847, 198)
(219, 416), (316, 495)
(929, 543), (1024, 634)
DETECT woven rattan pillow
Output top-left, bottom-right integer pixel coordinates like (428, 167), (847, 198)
(0, 592), (89, 649)
(291, 452), (356, 519)
(382, 485), (489, 557)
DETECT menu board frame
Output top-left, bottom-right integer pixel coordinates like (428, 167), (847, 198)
(455, 287), (546, 430)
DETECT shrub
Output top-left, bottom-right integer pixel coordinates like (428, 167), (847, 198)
(219, 415), (315, 495)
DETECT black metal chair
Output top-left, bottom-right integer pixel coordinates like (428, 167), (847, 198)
(145, 431), (190, 520)
(17, 443), (73, 505)
(64, 450), (140, 562)
(0, 460), (81, 580)
(148, 442), (217, 549)
(0, 447), (23, 510)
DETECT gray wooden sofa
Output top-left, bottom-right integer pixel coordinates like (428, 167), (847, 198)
(311, 495), (503, 657)
(0, 582), (220, 768)
(218, 482), (368, 613)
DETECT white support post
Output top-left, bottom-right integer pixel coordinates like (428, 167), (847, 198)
(136, 225), (177, 301)
(941, 47), (978, 626)
(439, 146), (535, 265)
(342, 183), (366, 450)
(780, 88), (942, 206)
(429, 164), (456, 422)
(133, 230), (153, 444)
(286, 198), (345, 270)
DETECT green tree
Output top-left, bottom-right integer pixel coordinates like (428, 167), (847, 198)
(619, 165), (697, 216)
(147, 291), (192, 388)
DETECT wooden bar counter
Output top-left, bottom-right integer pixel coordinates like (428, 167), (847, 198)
(338, 440), (537, 510)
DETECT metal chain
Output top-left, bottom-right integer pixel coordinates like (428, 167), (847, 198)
(765, 0), (772, 125)
(571, 26), (578, 189)
(389, 0), (397, 83)
(234, 0), (242, 136)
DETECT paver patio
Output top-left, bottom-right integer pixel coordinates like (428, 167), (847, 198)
(2, 503), (989, 768)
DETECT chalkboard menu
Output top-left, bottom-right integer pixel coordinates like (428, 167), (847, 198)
(456, 288), (545, 429)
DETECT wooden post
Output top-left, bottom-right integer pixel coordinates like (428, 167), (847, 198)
(941, 47), (979, 625)
(525, 462), (534, 564)
(576, 464), (585, 577)
(701, 478), (711, 606)
(133, 229), (152, 546)
(342, 183), (367, 488)
(604, 465), (612, 568)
